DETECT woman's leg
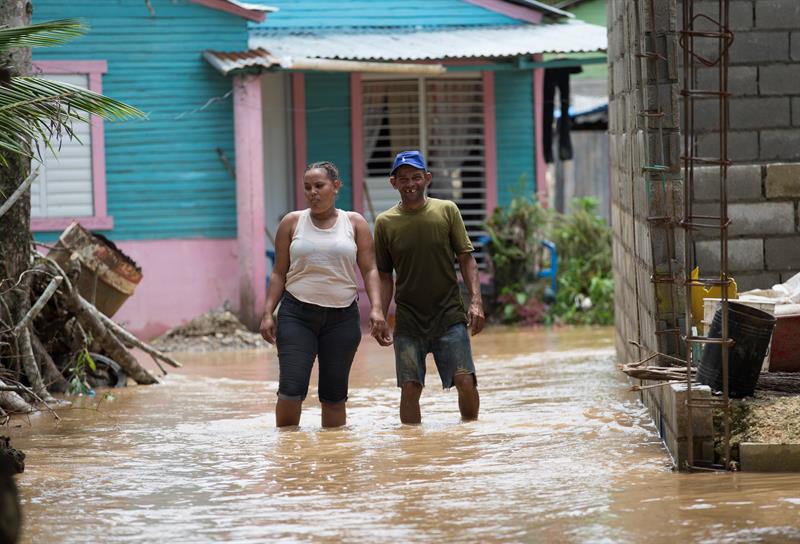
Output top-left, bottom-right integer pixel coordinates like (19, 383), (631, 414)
(275, 297), (320, 427)
(276, 399), (303, 427)
(321, 401), (346, 428)
(316, 303), (362, 427)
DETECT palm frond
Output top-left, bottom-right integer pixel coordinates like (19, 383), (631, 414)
(0, 19), (88, 51)
(0, 76), (146, 165)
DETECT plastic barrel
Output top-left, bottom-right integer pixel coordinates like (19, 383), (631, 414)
(698, 301), (776, 398)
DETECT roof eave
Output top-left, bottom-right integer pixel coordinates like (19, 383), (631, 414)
(190, 0), (277, 23)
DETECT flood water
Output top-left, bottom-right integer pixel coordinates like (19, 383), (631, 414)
(10, 326), (800, 543)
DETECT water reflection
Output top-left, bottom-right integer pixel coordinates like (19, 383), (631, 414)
(10, 326), (800, 543)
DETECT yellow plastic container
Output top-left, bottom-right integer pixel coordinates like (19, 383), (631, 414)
(690, 267), (738, 328)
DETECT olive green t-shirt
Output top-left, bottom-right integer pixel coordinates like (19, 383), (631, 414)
(374, 198), (474, 340)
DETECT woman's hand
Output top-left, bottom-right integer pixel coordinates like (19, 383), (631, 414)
(259, 313), (277, 344)
(369, 308), (393, 346)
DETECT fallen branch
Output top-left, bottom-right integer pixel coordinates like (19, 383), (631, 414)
(0, 379), (33, 414)
(35, 254), (158, 385)
(11, 276), (62, 336)
(97, 312), (182, 368)
(17, 327), (53, 402)
(0, 167), (39, 220)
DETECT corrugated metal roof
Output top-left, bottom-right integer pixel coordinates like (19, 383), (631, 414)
(204, 48), (279, 75)
(248, 20), (606, 61)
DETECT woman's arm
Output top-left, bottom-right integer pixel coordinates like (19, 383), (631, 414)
(350, 213), (391, 345)
(259, 213), (296, 344)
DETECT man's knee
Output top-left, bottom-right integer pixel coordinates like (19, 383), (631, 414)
(453, 372), (477, 390)
(401, 381), (423, 398)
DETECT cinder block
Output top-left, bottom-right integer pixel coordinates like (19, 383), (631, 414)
(697, 131), (759, 162)
(696, 238), (764, 272)
(794, 98), (800, 127)
(760, 65), (800, 95)
(694, 164), (762, 201)
(734, 271), (782, 291)
(762, 129), (800, 161)
(729, 201), (796, 236)
(793, 31), (800, 61)
(766, 237), (800, 270)
(765, 163), (800, 198)
(755, 1), (800, 30)
(696, 65), (757, 97)
(740, 442), (800, 471)
(730, 32), (790, 63)
(689, 1), (754, 31)
(731, 98), (790, 130)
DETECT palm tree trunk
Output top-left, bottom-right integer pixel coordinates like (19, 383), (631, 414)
(0, 2), (33, 337)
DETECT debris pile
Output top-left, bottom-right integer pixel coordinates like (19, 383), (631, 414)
(0, 223), (180, 416)
(151, 307), (270, 352)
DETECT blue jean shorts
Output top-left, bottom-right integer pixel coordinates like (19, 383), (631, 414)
(394, 323), (477, 389)
(275, 292), (361, 403)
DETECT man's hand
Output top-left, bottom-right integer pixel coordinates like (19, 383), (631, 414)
(467, 299), (485, 336)
(259, 313), (277, 344)
(369, 309), (393, 346)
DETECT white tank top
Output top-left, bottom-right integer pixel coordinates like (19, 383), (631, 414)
(285, 209), (358, 308)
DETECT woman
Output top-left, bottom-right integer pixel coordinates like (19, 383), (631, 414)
(259, 161), (388, 428)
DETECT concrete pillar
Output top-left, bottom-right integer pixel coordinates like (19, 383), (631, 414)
(233, 73), (266, 330)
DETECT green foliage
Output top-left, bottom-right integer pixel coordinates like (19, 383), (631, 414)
(484, 195), (614, 326)
(547, 197), (614, 325)
(67, 347), (96, 396)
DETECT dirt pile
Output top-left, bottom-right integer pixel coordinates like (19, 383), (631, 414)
(151, 308), (270, 352)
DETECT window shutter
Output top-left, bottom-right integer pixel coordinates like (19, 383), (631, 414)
(425, 76), (486, 263)
(362, 76), (487, 265)
(30, 73), (94, 218)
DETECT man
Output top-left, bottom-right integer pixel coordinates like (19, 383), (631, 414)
(374, 150), (485, 424)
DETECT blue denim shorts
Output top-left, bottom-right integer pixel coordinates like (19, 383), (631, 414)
(275, 292), (361, 403)
(394, 323), (477, 389)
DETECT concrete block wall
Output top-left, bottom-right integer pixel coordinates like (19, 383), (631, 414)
(608, 0), (686, 366)
(681, 0), (800, 291)
(686, 0), (800, 163)
(693, 163), (800, 290)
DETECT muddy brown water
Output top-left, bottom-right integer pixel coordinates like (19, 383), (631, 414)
(10, 327), (800, 543)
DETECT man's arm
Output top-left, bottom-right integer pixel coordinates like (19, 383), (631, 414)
(377, 271), (395, 346)
(457, 251), (485, 336)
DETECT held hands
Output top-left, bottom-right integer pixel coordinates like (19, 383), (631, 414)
(369, 308), (393, 346)
(259, 313), (277, 344)
(467, 299), (485, 336)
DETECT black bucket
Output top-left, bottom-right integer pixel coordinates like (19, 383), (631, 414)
(698, 301), (776, 398)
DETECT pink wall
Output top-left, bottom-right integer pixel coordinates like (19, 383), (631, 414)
(482, 71), (498, 215)
(292, 73), (307, 209)
(112, 239), (240, 340)
(350, 73), (365, 214)
(233, 74), (266, 329)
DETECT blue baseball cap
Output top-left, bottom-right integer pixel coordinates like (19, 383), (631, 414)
(390, 150), (427, 175)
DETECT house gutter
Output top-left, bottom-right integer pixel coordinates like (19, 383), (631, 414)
(279, 57), (447, 75)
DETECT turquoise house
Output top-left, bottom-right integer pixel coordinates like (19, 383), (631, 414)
(31, 0), (606, 336)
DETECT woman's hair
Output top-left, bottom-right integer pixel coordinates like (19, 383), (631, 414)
(304, 161), (339, 182)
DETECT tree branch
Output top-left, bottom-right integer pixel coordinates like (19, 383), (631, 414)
(11, 275), (61, 336)
(0, 166), (39, 220)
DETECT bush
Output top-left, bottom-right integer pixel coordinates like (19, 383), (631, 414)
(484, 195), (614, 326)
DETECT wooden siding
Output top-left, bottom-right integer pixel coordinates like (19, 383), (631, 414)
(250, 0), (522, 29)
(305, 73), (353, 210)
(32, 0), (248, 240)
(495, 71), (535, 207)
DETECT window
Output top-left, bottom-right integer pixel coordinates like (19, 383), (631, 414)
(29, 61), (112, 231)
(362, 74), (488, 264)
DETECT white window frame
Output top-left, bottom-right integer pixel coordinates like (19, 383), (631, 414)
(30, 60), (113, 231)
